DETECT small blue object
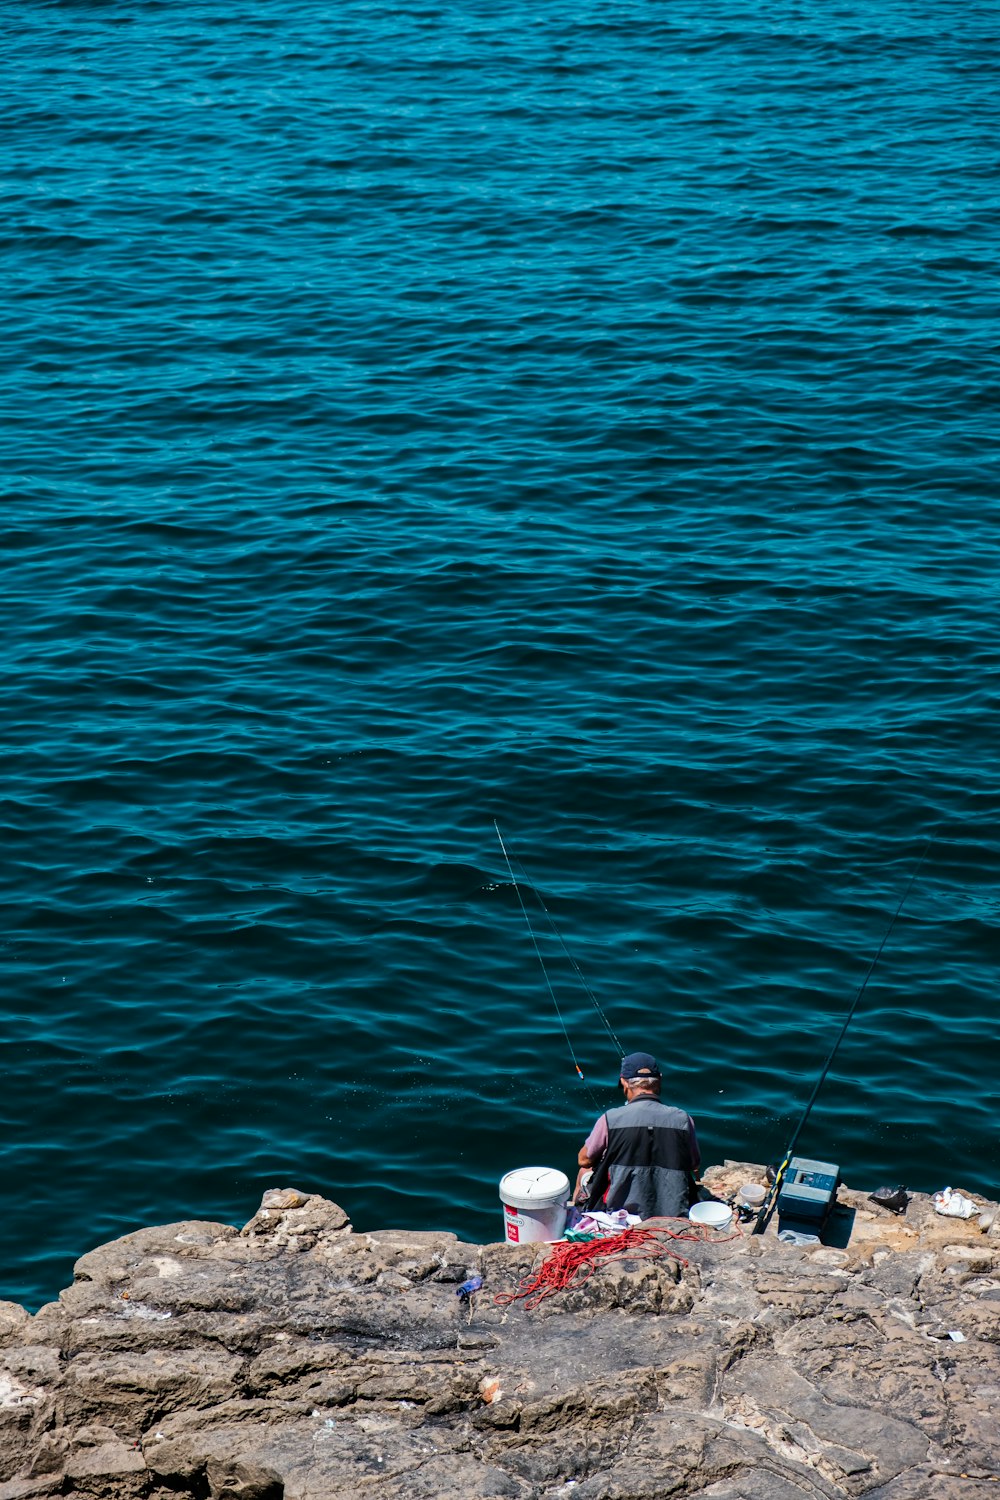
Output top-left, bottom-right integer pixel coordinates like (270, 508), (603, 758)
(456, 1276), (483, 1300)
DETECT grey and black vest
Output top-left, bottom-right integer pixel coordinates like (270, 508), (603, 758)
(588, 1097), (697, 1220)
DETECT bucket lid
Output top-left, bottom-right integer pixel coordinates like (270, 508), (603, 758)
(499, 1166), (570, 1210)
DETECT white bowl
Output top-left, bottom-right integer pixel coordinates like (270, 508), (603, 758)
(688, 1200), (733, 1230)
(738, 1184), (766, 1207)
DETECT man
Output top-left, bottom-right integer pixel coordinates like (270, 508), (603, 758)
(574, 1051), (700, 1219)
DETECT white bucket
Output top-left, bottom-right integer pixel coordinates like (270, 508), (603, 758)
(499, 1166), (570, 1245)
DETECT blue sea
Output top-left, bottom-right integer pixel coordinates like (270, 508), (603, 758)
(2, 0), (998, 1311)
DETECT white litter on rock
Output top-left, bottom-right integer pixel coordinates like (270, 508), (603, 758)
(932, 1188), (977, 1219)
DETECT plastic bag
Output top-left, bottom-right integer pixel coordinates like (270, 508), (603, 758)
(868, 1185), (909, 1215)
(571, 1209), (636, 1236)
(932, 1186), (976, 1219)
(778, 1227), (820, 1246)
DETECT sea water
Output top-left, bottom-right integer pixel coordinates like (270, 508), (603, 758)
(1, 0), (998, 1310)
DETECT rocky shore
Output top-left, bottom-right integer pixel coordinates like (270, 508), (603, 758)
(1, 1164), (998, 1499)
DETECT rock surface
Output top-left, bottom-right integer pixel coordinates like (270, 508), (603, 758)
(2, 1164), (998, 1498)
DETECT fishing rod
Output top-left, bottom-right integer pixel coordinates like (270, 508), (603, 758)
(494, 822), (622, 1088)
(494, 822), (586, 1083)
(753, 841), (930, 1234)
(504, 842), (626, 1059)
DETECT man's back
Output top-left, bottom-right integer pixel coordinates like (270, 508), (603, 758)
(601, 1094), (698, 1219)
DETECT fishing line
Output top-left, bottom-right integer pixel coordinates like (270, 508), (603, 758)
(505, 847), (625, 1059)
(494, 821), (596, 1089)
(754, 840), (931, 1234)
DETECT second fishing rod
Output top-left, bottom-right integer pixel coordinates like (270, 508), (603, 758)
(753, 841), (930, 1234)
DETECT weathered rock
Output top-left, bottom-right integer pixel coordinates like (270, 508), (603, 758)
(59, 1348), (245, 1431)
(0, 1304), (30, 1351)
(64, 1440), (147, 1497)
(0, 1478), (66, 1499)
(1, 1173), (999, 1496)
(240, 1192), (350, 1247)
(72, 1221), (241, 1286)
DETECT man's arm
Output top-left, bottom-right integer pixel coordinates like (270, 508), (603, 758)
(573, 1115), (608, 1202)
(687, 1116), (701, 1174)
(574, 1142), (595, 1201)
(685, 1115), (702, 1203)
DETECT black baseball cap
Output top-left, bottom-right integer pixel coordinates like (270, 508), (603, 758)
(620, 1051), (660, 1078)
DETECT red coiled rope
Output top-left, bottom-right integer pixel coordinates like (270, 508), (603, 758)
(495, 1221), (739, 1310)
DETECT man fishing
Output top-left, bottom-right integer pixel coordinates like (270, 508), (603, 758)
(574, 1051), (700, 1219)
